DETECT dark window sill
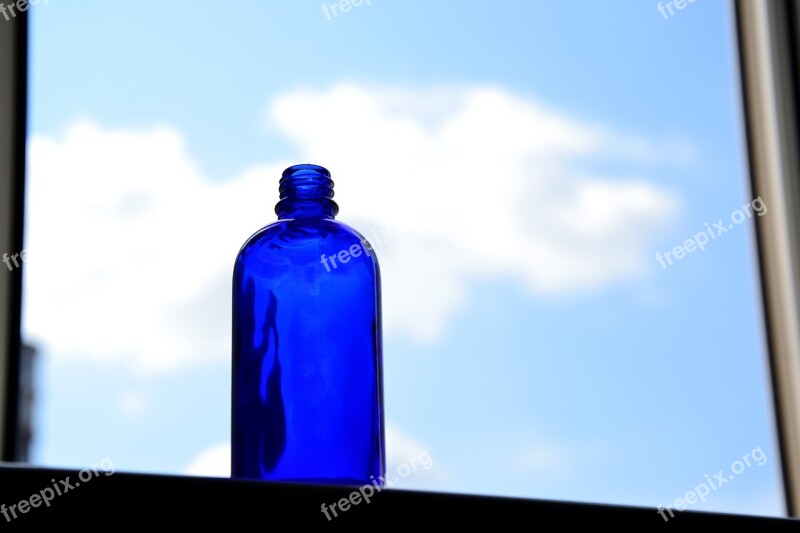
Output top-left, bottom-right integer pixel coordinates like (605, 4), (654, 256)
(0, 465), (796, 528)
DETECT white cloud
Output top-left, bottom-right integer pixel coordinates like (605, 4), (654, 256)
(385, 421), (449, 490)
(182, 422), (449, 488)
(269, 84), (679, 340)
(184, 442), (230, 478)
(706, 486), (785, 517)
(516, 442), (570, 475)
(25, 122), (290, 372)
(24, 83), (680, 371)
(386, 421), (430, 471)
(117, 390), (149, 419)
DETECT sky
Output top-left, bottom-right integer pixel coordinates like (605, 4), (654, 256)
(21, 0), (785, 517)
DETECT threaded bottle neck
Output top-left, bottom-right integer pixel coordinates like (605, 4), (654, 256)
(275, 164), (339, 219)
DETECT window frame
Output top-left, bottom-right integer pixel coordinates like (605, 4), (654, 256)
(737, 0), (800, 515)
(2, 0), (800, 517)
(0, 4), (27, 462)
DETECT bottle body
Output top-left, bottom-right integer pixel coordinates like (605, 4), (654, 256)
(231, 165), (384, 485)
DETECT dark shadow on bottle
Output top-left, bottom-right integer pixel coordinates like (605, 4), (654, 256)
(259, 289), (285, 473)
(235, 278), (287, 476)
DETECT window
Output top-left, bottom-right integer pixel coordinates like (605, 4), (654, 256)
(19, 0), (785, 516)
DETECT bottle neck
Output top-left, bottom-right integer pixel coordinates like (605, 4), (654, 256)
(275, 164), (339, 219)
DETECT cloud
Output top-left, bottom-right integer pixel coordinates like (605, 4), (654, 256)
(385, 421), (450, 490)
(707, 486), (785, 517)
(117, 390), (150, 419)
(184, 442), (230, 478)
(270, 84), (679, 342)
(182, 422), (449, 488)
(516, 442), (570, 475)
(24, 83), (679, 371)
(25, 122), (289, 372)
(386, 421), (431, 471)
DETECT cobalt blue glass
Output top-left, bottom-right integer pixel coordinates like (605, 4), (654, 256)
(231, 164), (385, 486)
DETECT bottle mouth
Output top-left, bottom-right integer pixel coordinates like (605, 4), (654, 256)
(281, 164), (331, 181)
(276, 164), (339, 218)
(279, 164), (334, 200)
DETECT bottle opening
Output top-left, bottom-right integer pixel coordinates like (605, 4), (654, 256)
(275, 164), (339, 219)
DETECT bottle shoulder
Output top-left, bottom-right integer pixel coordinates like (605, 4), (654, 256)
(236, 218), (378, 262)
(240, 219), (364, 246)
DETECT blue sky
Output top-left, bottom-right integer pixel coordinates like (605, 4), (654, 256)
(23, 0), (784, 517)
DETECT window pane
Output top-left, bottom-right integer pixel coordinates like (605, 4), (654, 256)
(25, 0), (783, 516)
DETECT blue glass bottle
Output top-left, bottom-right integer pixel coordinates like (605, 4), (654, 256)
(232, 164), (385, 486)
